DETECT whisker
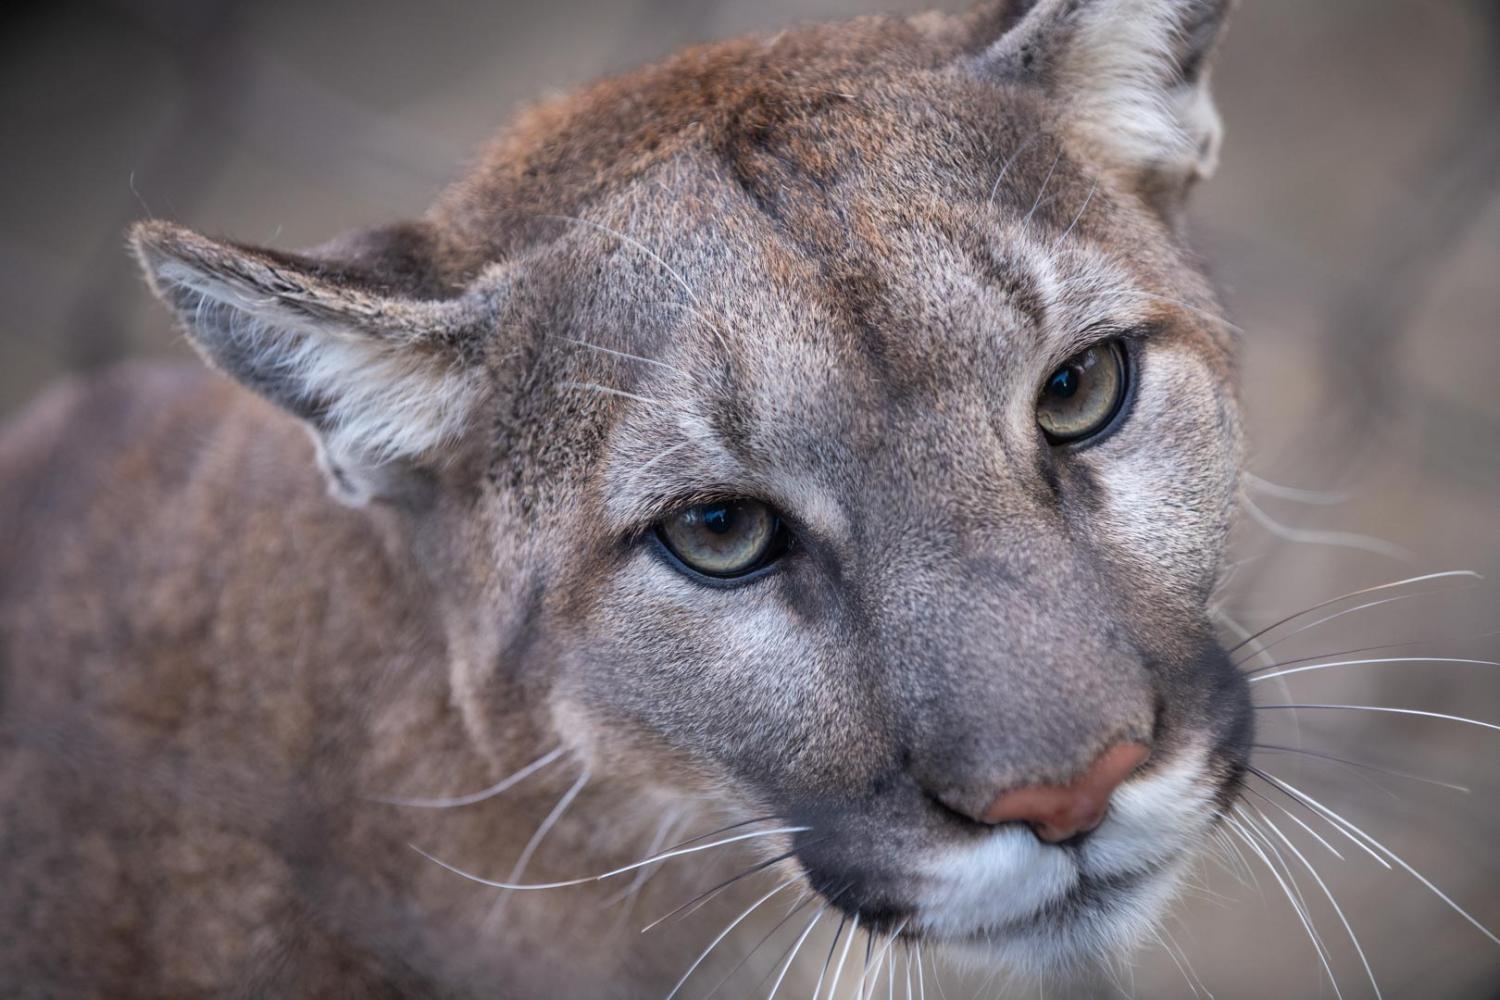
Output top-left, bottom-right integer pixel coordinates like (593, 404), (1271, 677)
(1252, 768), (1500, 945)
(1241, 494), (1412, 561)
(1147, 926), (1200, 998)
(699, 893), (815, 1000)
(1240, 630), (1500, 674)
(663, 814), (790, 854)
(641, 843), (816, 933)
(1242, 472), (1350, 506)
(813, 917), (848, 1000)
(600, 809), (685, 911)
(662, 879), (799, 1000)
(987, 134), (1039, 208)
(1249, 805), (1382, 999)
(1239, 784), (1344, 860)
(1052, 181), (1098, 250)
(767, 904), (827, 1000)
(484, 769), (590, 927)
(1224, 571), (1481, 655)
(1022, 152), (1063, 228)
(1236, 592), (1486, 668)
(1252, 744), (1471, 794)
(1254, 704), (1500, 733)
(1246, 767), (1390, 869)
(1225, 813), (1343, 999)
(1250, 655), (1500, 685)
(410, 825), (810, 891)
(559, 380), (662, 406)
(825, 913), (860, 1000)
(533, 213), (735, 358)
(861, 920), (910, 1000)
(560, 336), (684, 375)
(369, 746), (564, 808)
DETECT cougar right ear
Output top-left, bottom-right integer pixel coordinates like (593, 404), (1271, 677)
(130, 219), (503, 506)
(972, 0), (1235, 213)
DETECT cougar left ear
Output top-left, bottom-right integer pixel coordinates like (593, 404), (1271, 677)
(130, 219), (502, 506)
(974, 0), (1234, 210)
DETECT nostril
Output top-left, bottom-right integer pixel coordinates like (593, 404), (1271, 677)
(980, 742), (1151, 844)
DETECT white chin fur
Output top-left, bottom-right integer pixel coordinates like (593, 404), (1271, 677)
(911, 741), (1217, 977)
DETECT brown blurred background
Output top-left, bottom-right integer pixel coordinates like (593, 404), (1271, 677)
(2, 0), (1497, 996)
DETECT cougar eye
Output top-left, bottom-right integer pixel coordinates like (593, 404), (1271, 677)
(1036, 339), (1129, 445)
(655, 500), (787, 579)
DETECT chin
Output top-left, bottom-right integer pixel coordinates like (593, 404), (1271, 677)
(927, 854), (1193, 982)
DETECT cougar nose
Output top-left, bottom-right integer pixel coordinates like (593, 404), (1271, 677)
(980, 743), (1151, 844)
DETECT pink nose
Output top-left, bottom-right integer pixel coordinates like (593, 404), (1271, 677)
(980, 743), (1151, 843)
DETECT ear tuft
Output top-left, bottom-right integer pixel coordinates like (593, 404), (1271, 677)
(976, 0), (1234, 202)
(130, 220), (499, 504)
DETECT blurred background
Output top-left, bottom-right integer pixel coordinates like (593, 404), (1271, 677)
(2, 0), (1497, 996)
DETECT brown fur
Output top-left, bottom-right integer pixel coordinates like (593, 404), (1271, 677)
(1, 2), (1249, 995)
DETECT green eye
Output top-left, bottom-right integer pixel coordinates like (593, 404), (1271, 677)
(1037, 339), (1129, 445)
(656, 500), (786, 579)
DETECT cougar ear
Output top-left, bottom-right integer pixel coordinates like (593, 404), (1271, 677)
(130, 219), (499, 506)
(975, 0), (1234, 209)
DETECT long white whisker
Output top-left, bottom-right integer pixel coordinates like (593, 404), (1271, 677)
(1160, 922), (1212, 998)
(862, 921), (910, 1000)
(703, 893), (814, 1000)
(1022, 152), (1063, 228)
(768, 904), (827, 1000)
(484, 769), (590, 929)
(825, 918), (858, 1000)
(411, 825), (811, 891)
(1239, 784), (1344, 860)
(1236, 593), (1481, 668)
(1247, 769), (1390, 869)
(601, 809), (685, 911)
(1148, 926), (1200, 998)
(1250, 656), (1500, 685)
(813, 918), (847, 1000)
(663, 879), (798, 1000)
(1253, 744), (1471, 794)
(987, 134), (1038, 207)
(1052, 180), (1097, 249)
(1225, 570), (1482, 655)
(1254, 704), (1500, 733)
(1253, 770), (1500, 946)
(1241, 494), (1412, 561)
(1226, 813), (1342, 999)
(561, 336), (684, 375)
(1242, 630), (1500, 674)
(559, 381), (662, 406)
(370, 746), (564, 808)
(1242, 472), (1349, 505)
(1249, 805), (1381, 999)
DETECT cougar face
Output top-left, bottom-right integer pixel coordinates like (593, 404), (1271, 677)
(126, 0), (1250, 981)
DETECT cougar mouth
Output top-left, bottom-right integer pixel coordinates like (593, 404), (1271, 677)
(788, 741), (1223, 973)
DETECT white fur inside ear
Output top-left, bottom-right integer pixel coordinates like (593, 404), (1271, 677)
(155, 259), (484, 471)
(984, 0), (1228, 185)
(1059, 0), (1221, 180)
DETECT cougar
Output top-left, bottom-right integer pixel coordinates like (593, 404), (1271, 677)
(4, 0), (1286, 995)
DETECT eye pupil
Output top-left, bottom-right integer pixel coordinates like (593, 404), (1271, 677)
(702, 505), (731, 534)
(1047, 368), (1079, 399)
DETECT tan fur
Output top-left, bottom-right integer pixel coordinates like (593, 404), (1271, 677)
(1, 2), (1250, 996)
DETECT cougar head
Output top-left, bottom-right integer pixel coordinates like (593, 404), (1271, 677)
(132, 0), (1249, 977)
